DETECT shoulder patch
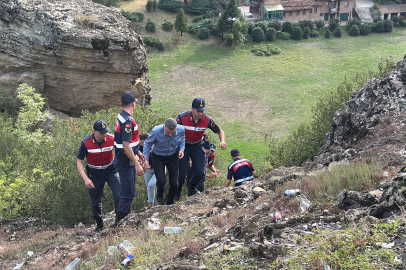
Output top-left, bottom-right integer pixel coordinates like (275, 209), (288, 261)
(125, 127), (132, 133)
(211, 122), (215, 127)
(126, 124), (131, 128)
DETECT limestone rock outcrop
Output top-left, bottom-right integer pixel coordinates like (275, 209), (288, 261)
(0, 0), (150, 116)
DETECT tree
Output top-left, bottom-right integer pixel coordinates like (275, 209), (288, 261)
(216, 0), (241, 37)
(302, 26), (310, 39)
(146, 0), (153, 11)
(175, 8), (188, 35)
(383, 19), (393, 32)
(334, 27), (342, 37)
(251, 26), (264, 42)
(282, 21), (293, 34)
(348, 25), (359, 36)
(328, 18), (340, 31)
(265, 27), (276, 41)
(360, 23), (371, 35)
(324, 29), (331, 38)
(292, 27), (302, 40)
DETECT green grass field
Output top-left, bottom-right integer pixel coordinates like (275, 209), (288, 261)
(144, 26), (406, 175)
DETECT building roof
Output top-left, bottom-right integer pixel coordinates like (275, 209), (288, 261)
(378, 4), (406, 14)
(264, 4), (285, 11)
(280, 0), (322, 11)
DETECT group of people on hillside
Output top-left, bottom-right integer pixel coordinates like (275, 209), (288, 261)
(76, 93), (256, 232)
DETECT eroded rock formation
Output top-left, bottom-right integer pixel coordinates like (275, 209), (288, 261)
(0, 0), (150, 116)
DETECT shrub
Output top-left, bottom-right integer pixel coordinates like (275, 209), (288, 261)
(334, 27), (342, 37)
(145, 19), (157, 32)
(390, 15), (400, 25)
(193, 15), (204, 23)
(187, 0), (219, 15)
(309, 29), (319, 37)
(299, 19), (314, 30)
(291, 27), (302, 40)
(328, 18), (340, 31)
(175, 8), (188, 35)
(158, 0), (184, 12)
(226, 33), (234, 46)
(188, 18), (214, 32)
(348, 25), (359, 36)
(282, 21), (293, 34)
(251, 44), (281, 56)
(302, 26), (310, 39)
(373, 16), (382, 23)
(157, 42), (165, 51)
(373, 21), (384, 32)
(256, 21), (267, 33)
(383, 19), (393, 32)
(146, 0), (154, 11)
(265, 27), (276, 41)
(360, 23), (372, 35)
(162, 20), (174, 31)
(143, 36), (160, 46)
(400, 19), (406, 27)
(153, 0), (157, 11)
(199, 27), (210, 39)
(346, 18), (361, 31)
(121, 10), (145, 22)
(247, 23), (255, 35)
(277, 31), (291, 40)
(267, 20), (282, 31)
(251, 26), (264, 42)
(315, 19), (325, 30)
(324, 29), (331, 38)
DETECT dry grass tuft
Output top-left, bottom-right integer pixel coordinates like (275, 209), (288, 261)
(187, 238), (206, 254)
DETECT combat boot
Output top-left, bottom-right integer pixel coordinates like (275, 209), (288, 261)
(94, 218), (104, 232)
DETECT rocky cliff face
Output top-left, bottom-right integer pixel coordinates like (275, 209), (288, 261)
(0, 0), (150, 115)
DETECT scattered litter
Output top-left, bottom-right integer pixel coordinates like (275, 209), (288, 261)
(284, 189), (301, 198)
(13, 263), (24, 270)
(107, 246), (119, 256)
(164, 227), (184, 234)
(296, 194), (312, 212)
(203, 243), (219, 250)
(27, 251), (34, 256)
(0, 246), (3, 252)
(255, 202), (269, 210)
(274, 211), (282, 224)
(376, 242), (395, 249)
(147, 218), (161, 231)
(65, 258), (81, 270)
(121, 254), (134, 266)
(223, 244), (243, 251)
(117, 240), (135, 254)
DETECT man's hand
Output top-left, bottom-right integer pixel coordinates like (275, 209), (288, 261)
(84, 178), (95, 189)
(214, 170), (220, 177)
(137, 151), (146, 163)
(219, 142), (227, 150)
(143, 160), (151, 170)
(136, 163), (145, 176)
(179, 151), (184, 159)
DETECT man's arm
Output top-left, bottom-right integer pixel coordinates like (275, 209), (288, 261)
(224, 179), (232, 187)
(123, 142), (144, 176)
(143, 130), (156, 167)
(218, 130), (227, 150)
(252, 171), (257, 177)
(76, 159), (94, 188)
(207, 164), (220, 178)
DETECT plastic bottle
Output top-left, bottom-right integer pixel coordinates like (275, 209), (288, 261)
(274, 211), (282, 224)
(121, 254), (134, 266)
(65, 258), (81, 270)
(163, 227), (184, 234)
(284, 189), (301, 198)
(117, 240), (134, 254)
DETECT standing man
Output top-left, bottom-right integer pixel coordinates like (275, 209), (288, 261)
(143, 118), (185, 205)
(76, 120), (120, 232)
(225, 148), (257, 187)
(114, 92), (145, 227)
(176, 98), (227, 198)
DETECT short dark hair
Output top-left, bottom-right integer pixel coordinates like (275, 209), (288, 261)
(231, 148), (240, 157)
(139, 133), (149, 140)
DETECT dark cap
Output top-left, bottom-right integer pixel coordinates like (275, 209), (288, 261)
(94, 120), (110, 134)
(210, 143), (216, 152)
(192, 98), (206, 112)
(231, 148), (240, 157)
(121, 92), (138, 105)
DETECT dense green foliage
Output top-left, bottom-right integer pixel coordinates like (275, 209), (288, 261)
(324, 29), (331, 38)
(192, 11), (215, 22)
(299, 19), (314, 30)
(158, 0), (184, 12)
(157, 42), (165, 51)
(302, 26), (310, 39)
(175, 8), (188, 35)
(187, 0), (218, 15)
(256, 21), (267, 33)
(251, 26), (264, 42)
(346, 18), (362, 31)
(226, 33), (234, 45)
(334, 27), (342, 37)
(250, 44), (281, 56)
(146, 0), (154, 12)
(215, 0), (241, 37)
(145, 19), (157, 32)
(282, 21), (292, 34)
(266, 58), (395, 167)
(291, 27), (302, 40)
(267, 20), (282, 31)
(309, 29), (319, 37)
(360, 23), (372, 36)
(162, 20), (174, 31)
(328, 18), (340, 31)
(383, 19), (393, 33)
(199, 27), (210, 39)
(188, 18), (215, 33)
(315, 19), (325, 30)
(143, 36), (161, 46)
(374, 21), (384, 33)
(265, 27), (276, 41)
(121, 10), (145, 22)
(349, 25), (360, 36)
(277, 31), (291, 40)
(91, 0), (121, 7)
(0, 85), (167, 224)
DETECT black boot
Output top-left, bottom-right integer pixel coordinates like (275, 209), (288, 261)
(94, 218), (104, 232)
(114, 215), (125, 228)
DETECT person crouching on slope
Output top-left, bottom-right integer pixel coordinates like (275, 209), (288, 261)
(224, 148), (257, 187)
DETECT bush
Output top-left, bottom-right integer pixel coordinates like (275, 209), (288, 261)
(265, 27), (276, 41)
(390, 15), (400, 25)
(187, 0), (219, 15)
(334, 27), (342, 37)
(143, 36), (160, 46)
(282, 21), (293, 34)
(348, 25), (360, 36)
(373, 16), (382, 23)
(145, 19), (157, 32)
(146, 0), (154, 11)
(328, 18), (340, 31)
(256, 21), (267, 33)
(162, 20), (174, 31)
(251, 44), (281, 56)
(324, 29), (331, 38)
(277, 31), (291, 40)
(309, 29), (319, 37)
(299, 19), (314, 30)
(400, 19), (406, 27)
(251, 26), (264, 42)
(291, 27), (302, 40)
(157, 42), (165, 51)
(267, 20), (282, 31)
(247, 23), (255, 36)
(158, 0), (184, 12)
(360, 23), (372, 35)
(121, 10), (145, 22)
(226, 33), (234, 46)
(302, 26), (310, 39)
(383, 19), (393, 32)
(193, 15), (205, 23)
(188, 18), (215, 32)
(346, 18), (361, 31)
(199, 27), (210, 39)
(374, 21), (384, 33)
(315, 19), (325, 30)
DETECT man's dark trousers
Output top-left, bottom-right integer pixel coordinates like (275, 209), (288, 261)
(88, 171), (121, 220)
(152, 151), (179, 205)
(114, 160), (136, 218)
(178, 144), (206, 196)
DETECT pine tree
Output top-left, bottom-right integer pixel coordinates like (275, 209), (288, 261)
(216, 0), (241, 38)
(175, 8), (188, 36)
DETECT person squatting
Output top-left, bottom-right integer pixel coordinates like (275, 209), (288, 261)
(76, 94), (256, 231)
